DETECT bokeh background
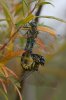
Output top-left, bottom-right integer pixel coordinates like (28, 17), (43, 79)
(0, 0), (66, 100)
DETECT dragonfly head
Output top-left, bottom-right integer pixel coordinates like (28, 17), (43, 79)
(29, 21), (37, 27)
(31, 54), (45, 66)
(39, 56), (45, 66)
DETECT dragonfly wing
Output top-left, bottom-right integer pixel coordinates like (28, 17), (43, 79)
(20, 70), (35, 83)
(22, 70), (46, 86)
(34, 30), (56, 55)
(35, 37), (46, 50)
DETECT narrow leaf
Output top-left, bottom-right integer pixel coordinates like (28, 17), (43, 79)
(35, 38), (46, 50)
(37, 26), (56, 37)
(1, 66), (9, 78)
(0, 63), (8, 77)
(5, 67), (18, 79)
(38, 2), (54, 7)
(14, 85), (22, 100)
(36, 16), (66, 23)
(7, 27), (15, 51)
(0, 88), (8, 100)
(0, 50), (25, 63)
(14, 3), (23, 15)
(0, 73), (7, 80)
(16, 14), (35, 27)
(0, 79), (7, 93)
(0, 0), (13, 25)
(23, 0), (29, 8)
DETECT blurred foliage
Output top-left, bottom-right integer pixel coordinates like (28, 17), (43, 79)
(0, 0), (66, 100)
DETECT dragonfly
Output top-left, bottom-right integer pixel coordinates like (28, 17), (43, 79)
(20, 20), (56, 83)
(18, 18), (55, 81)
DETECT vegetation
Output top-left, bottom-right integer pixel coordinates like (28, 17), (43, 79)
(0, 0), (66, 100)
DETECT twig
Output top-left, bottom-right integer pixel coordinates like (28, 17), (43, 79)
(0, 26), (22, 51)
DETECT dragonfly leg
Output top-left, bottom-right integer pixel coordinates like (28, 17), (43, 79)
(31, 62), (39, 71)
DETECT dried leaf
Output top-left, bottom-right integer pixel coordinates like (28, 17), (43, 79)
(14, 85), (22, 100)
(37, 26), (56, 37)
(5, 67), (18, 79)
(0, 50), (25, 63)
(2, 66), (8, 78)
(35, 38), (46, 50)
(0, 63), (8, 77)
(0, 79), (7, 93)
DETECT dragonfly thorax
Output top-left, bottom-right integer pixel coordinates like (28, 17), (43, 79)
(29, 21), (37, 27)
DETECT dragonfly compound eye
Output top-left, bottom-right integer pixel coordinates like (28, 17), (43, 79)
(38, 56), (45, 65)
(31, 54), (45, 65)
(29, 21), (37, 27)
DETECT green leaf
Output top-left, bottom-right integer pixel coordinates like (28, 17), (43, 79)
(36, 16), (66, 23)
(14, 3), (23, 16)
(21, 0), (30, 16)
(0, 0), (13, 25)
(15, 0), (30, 16)
(0, 89), (8, 100)
(22, 0), (29, 9)
(16, 14), (35, 27)
(38, 2), (54, 7)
